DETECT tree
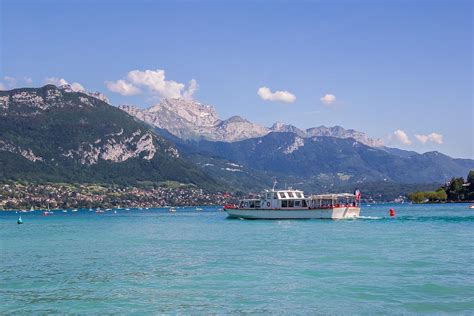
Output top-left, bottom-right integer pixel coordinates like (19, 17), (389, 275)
(467, 170), (474, 200)
(435, 188), (447, 201)
(408, 191), (427, 203)
(467, 170), (474, 183)
(448, 177), (464, 201)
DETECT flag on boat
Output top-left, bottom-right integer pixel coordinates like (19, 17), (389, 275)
(354, 189), (361, 200)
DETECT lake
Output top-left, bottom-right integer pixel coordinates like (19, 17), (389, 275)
(1, 203), (473, 314)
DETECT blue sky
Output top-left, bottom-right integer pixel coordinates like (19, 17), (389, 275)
(1, 0), (472, 158)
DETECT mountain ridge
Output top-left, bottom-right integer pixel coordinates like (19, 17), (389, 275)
(0, 85), (218, 188)
(1, 85), (472, 198)
(119, 98), (384, 147)
(163, 130), (474, 186)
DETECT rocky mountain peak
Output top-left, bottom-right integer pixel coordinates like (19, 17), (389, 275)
(0, 85), (108, 113)
(270, 122), (306, 137)
(271, 121), (285, 130)
(305, 125), (384, 147)
(149, 98), (220, 127)
(120, 98), (268, 142)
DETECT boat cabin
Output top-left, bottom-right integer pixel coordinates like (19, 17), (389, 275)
(237, 187), (360, 210)
(309, 193), (359, 209)
(239, 188), (309, 209)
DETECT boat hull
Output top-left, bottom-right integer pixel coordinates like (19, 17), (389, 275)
(224, 207), (360, 220)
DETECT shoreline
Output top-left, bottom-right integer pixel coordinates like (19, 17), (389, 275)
(411, 201), (474, 204)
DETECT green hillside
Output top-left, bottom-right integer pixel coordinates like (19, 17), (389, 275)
(0, 85), (218, 189)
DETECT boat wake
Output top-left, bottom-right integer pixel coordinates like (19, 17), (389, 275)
(357, 216), (383, 220)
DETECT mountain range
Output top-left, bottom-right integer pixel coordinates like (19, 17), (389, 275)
(1, 85), (472, 199)
(119, 99), (384, 147)
(121, 98), (473, 185)
(0, 85), (216, 188)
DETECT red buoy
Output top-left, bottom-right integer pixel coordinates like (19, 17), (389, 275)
(389, 208), (395, 217)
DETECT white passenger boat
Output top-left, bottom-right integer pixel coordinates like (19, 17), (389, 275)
(224, 187), (361, 220)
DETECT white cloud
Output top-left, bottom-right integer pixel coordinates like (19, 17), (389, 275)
(24, 77), (33, 85)
(257, 86), (296, 103)
(106, 69), (198, 100)
(0, 83), (5, 90)
(320, 94), (336, 105)
(415, 134), (429, 144)
(183, 79), (198, 100)
(127, 69), (184, 98)
(392, 129), (412, 145)
(105, 79), (140, 96)
(415, 133), (443, 144)
(44, 77), (85, 92)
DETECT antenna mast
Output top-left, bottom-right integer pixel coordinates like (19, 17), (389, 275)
(272, 179), (278, 191)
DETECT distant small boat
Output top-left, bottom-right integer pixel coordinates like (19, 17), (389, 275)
(96, 209), (104, 214)
(169, 207), (176, 213)
(43, 204), (53, 216)
(17, 216), (23, 224)
(30, 206), (35, 212)
(63, 210), (68, 213)
(71, 209), (78, 212)
(195, 207), (203, 211)
(469, 205), (474, 209)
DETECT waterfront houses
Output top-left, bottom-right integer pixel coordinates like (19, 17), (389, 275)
(0, 183), (234, 210)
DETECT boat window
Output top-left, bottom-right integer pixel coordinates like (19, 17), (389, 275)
(267, 193), (271, 199)
(249, 201), (255, 208)
(302, 200), (308, 207)
(281, 200), (288, 207)
(244, 201), (249, 208)
(279, 192), (286, 199)
(294, 200), (301, 207)
(240, 201), (245, 208)
(288, 192), (294, 198)
(274, 193), (278, 199)
(295, 192), (302, 198)
(255, 201), (261, 208)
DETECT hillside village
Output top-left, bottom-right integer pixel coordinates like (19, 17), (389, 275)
(0, 182), (234, 210)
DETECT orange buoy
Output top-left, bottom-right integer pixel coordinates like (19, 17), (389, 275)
(389, 208), (395, 217)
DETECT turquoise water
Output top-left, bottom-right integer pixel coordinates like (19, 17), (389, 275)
(1, 204), (473, 314)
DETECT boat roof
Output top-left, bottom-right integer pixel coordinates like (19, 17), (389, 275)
(264, 188), (304, 193)
(310, 193), (356, 199)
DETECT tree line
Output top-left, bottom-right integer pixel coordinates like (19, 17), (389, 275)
(408, 170), (474, 203)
